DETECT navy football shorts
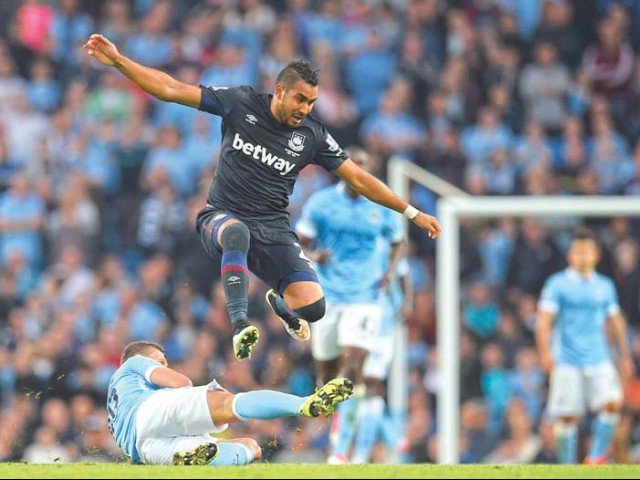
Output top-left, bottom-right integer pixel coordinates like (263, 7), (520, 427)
(196, 207), (319, 294)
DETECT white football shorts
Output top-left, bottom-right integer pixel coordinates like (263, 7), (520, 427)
(135, 380), (229, 465)
(311, 302), (382, 361)
(546, 362), (623, 418)
(362, 334), (394, 380)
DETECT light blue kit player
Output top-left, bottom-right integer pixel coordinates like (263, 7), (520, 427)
(353, 253), (413, 464)
(295, 149), (404, 381)
(296, 148), (405, 464)
(536, 228), (634, 465)
(107, 341), (353, 466)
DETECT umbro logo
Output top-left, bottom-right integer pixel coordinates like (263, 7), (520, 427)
(227, 275), (242, 285)
(245, 114), (258, 125)
(213, 213), (227, 221)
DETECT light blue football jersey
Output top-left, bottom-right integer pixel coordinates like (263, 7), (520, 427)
(107, 355), (162, 463)
(538, 268), (620, 366)
(296, 183), (404, 304)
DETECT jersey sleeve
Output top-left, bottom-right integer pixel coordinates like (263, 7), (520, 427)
(538, 276), (561, 314)
(606, 278), (621, 317)
(312, 125), (349, 171)
(198, 85), (251, 118)
(123, 355), (162, 383)
(295, 193), (323, 239)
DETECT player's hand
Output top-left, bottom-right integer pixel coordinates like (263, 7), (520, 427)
(412, 211), (442, 239)
(380, 270), (393, 292)
(83, 34), (120, 67)
(540, 352), (554, 373)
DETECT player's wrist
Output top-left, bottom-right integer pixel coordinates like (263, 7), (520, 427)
(403, 204), (419, 220)
(113, 53), (126, 69)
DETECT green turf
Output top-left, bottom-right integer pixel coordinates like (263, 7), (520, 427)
(1, 463), (640, 479)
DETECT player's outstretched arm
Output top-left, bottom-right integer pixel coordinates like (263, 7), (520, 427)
(535, 310), (555, 373)
(149, 366), (193, 388)
(82, 34), (201, 108)
(336, 159), (442, 239)
(609, 312), (635, 382)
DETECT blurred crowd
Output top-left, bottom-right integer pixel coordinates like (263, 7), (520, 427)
(0, 0), (640, 464)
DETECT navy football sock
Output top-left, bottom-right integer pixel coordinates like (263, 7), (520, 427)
(219, 223), (250, 325)
(273, 294), (298, 322)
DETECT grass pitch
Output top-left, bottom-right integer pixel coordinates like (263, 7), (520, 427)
(1, 463), (640, 479)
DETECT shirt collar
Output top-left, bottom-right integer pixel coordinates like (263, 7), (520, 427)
(336, 181), (362, 201)
(566, 267), (595, 281)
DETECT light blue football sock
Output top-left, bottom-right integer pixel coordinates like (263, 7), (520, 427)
(352, 396), (384, 463)
(232, 390), (305, 420)
(380, 409), (401, 449)
(555, 421), (578, 464)
(589, 411), (619, 460)
(330, 396), (359, 457)
(209, 442), (254, 466)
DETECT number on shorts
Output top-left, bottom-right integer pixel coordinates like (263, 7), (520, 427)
(107, 387), (119, 434)
(294, 242), (314, 269)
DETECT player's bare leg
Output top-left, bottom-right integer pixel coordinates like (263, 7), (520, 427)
(328, 346), (368, 464)
(266, 281), (325, 342)
(216, 218), (258, 359)
(315, 358), (341, 387)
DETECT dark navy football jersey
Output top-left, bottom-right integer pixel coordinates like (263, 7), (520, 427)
(198, 85), (348, 243)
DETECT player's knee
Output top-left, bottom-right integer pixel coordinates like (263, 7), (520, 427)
(294, 296), (325, 323)
(602, 402), (622, 413)
(220, 222), (250, 252)
(559, 416), (579, 424)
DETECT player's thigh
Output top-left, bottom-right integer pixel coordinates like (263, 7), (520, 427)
(138, 434), (216, 465)
(282, 281), (323, 310)
(585, 362), (623, 412)
(136, 385), (226, 441)
(247, 238), (321, 302)
(363, 335), (394, 381)
(337, 303), (382, 352)
(311, 302), (341, 362)
(546, 364), (586, 418)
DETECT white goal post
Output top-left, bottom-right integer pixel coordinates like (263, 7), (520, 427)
(388, 157), (640, 464)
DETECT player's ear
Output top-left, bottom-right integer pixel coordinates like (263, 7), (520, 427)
(274, 83), (285, 101)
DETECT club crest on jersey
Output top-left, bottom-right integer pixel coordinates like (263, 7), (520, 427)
(288, 132), (306, 153)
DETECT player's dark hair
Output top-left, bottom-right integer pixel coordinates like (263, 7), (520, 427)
(121, 341), (165, 365)
(276, 60), (319, 89)
(572, 227), (598, 244)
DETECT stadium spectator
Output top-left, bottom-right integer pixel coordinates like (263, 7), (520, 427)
(459, 399), (498, 463)
(463, 281), (500, 341)
(519, 42), (571, 134)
